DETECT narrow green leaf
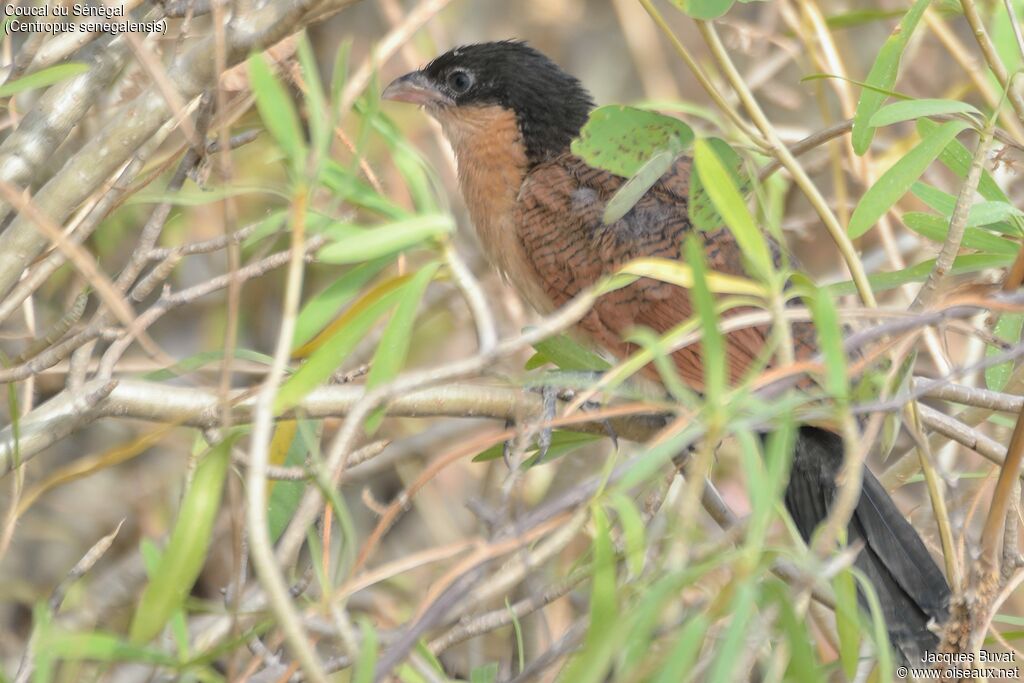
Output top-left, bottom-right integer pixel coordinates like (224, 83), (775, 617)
(810, 289), (848, 403)
(317, 215), (452, 264)
(354, 618), (379, 683)
(604, 149), (677, 224)
(851, 0), (933, 154)
(690, 137), (748, 231)
(707, 584), (757, 683)
(870, 98), (980, 127)
(902, 212), (1020, 255)
(852, 569), (894, 681)
(275, 286), (401, 413)
(364, 262), (440, 432)
(293, 258), (392, 347)
(329, 40), (352, 117)
(671, 0), (736, 20)
(765, 581), (824, 682)
(828, 252), (1015, 296)
(986, 314), (1024, 391)
(918, 118), (1010, 204)
(320, 159), (410, 219)
(472, 430), (600, 464)
(693, 138), (772, 278)
(833, 566), (861, 679)
(37, 630), (177, 666)
(526, 334), (611, 371)
(248, 52), (305, 169)
(848, 119), (969, 238)
(297, 33), (330, 158)
(651, 615), (709, 683)
(572, 105), (694, 177)
(0, 62), (89, 98)
(470, 663), (499, 683)
(267, 421), (316, 542)
(129, 434), (237, 643)
(609, 493), (646, 577)
(558, 505), (619, 683)
(685, 236), (726, 403)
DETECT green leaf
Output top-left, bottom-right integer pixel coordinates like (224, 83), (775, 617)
(869, 98), (980, 127)
(470, 663), (499, 683)
(354, 618), (379, 683)
(526, 334), (611, 371)
(37, 630), (177, 666)
(917, 118), (1010, 204)
(129, 434), (237, 643)
(276, 283), (403, 413)
(986, 314), (1024, 391)
(317, 215), (453, 264)
(902, 212), (1020, 255)
(248, 52), (305, 171)
(0, 62), (90, 98)
(690, 137), (748, 231)
(329, 40), (352, 116)
(320, 159), (410, 219)
(651, 615), (709, 683)
(765, 581), (823, 682)
(847, 119), (969, 239)
(824, 9), (905, 29)
(851, 569), (894, 681)
(604, 149), (677, 225)
(609, 493), (646, 577)
(619, 257), (768, 297)
(293, 257), (392, 347)
(571, 105), (694, 178)
(297, 33), (330, 158)
(693, 138), (772, 278)
(558, 506), (619, 683)
(828, 252), (1015, 296)
(811, 289), (848, 403)
(851, 0), (933, 154)
(833, 566), (861, 679)
(684, 236), (726, 402)
(143, 348), (274, 381)
(671, 0), (736, 20)
(364, 262), (441, 432)
(707, 584), (756, 683)
(267, 421), (315, 542)
(472, 430), (601, 464)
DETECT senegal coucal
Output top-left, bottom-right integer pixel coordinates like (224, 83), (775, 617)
(382, 40), (950, 664)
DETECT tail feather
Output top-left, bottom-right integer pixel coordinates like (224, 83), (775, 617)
(785, 427), (950, 664)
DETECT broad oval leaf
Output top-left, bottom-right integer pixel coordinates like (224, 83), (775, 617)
(847, 119), (969, 239)
(571, 105), (694, 178)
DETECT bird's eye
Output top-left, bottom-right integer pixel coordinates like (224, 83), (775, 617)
(447, 70), (473, 94)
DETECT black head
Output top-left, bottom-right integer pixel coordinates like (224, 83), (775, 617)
(382, 41), (595, 164)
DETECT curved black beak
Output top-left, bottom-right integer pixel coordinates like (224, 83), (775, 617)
(381, 71), (451, 107)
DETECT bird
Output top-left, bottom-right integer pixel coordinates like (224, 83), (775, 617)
(382, 40), (950, 664)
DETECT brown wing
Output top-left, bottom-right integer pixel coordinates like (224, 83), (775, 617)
(514, 153), (777, 389)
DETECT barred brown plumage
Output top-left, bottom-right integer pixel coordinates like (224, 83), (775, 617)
(383, 39), (951, 664)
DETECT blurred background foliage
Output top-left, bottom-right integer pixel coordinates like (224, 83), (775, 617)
(1, 0), (1024, 681)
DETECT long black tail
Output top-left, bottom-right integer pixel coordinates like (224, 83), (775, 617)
(784, 427), (950, 664)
